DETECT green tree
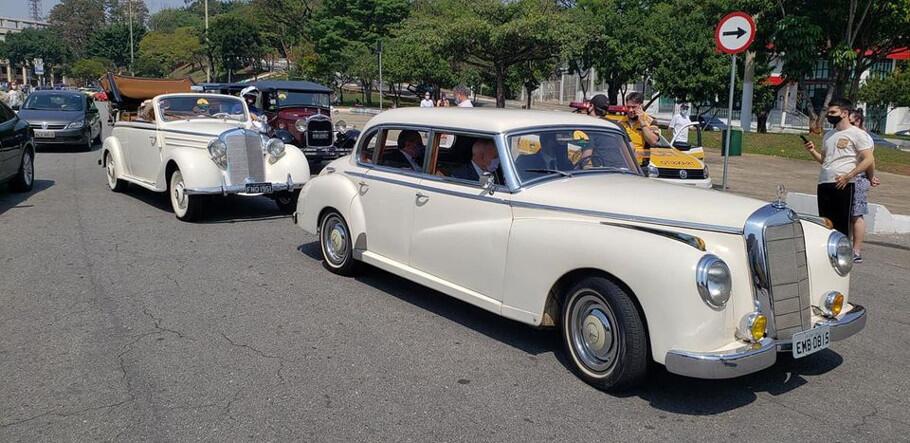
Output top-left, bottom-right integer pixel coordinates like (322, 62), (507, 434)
(137, 27), (203, 75)
(207, 15), (263, 81)
(0, 28), (69, 78)
(69, 57), (111, 85)
(250, 0), (318, 65)
(148, 8), (202, 32)
(859, 68), (910, 109)
(104, 0), (150, 26)
(408, 0), (565, 108)
(48, 0), (107, 56)
(87, 23), (145, 70)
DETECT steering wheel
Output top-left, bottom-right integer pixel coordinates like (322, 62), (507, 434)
(212, 112), (231, 119)
(575, 153), (610, 170)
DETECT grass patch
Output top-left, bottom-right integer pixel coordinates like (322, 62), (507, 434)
(336, 90), (419, 108)
(698, 131), (910, 176)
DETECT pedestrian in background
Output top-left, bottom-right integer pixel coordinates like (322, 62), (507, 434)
(6, 83), (25, 109)
(453, 86), (473, 107)
(420, 92), (434, 108)
(847, 109), (880, 263)
(803, 98), (874, 238)
(669, 104), (691, 144)
(437, 92), (450, 107)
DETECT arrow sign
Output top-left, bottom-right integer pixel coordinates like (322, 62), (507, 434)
(715, 12), (755, 54)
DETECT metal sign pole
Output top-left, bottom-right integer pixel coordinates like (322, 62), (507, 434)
(722, 54), (736, 191)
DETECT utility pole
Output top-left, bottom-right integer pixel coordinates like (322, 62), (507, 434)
(27, 0), (42, 21)
(205, 0), (211, 82)
(376, 40), (383, 110)
(128, 0), (134, 75)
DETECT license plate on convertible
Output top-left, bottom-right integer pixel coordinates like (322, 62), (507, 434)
(792, 325), (831, 358)
(245, 183), (272, 194)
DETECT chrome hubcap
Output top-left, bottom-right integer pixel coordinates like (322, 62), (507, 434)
(570, 293), (619, 372)
(172, 173), (187, 210)
(106, 157), (115, 185)
(323, 218), (347, 265)
(23, 153), (33, 185)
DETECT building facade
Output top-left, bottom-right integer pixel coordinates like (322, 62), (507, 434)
(0, 16), (50, 86)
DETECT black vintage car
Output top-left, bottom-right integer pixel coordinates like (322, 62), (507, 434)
(0, 101), (35, 192)
(252, 80), (358, 165)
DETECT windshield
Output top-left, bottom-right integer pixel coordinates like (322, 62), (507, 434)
(157, 96), (248, 122)
(23, 93), (84, 111)
(273, 90), (330, 108)
(509, 129), (640, 183)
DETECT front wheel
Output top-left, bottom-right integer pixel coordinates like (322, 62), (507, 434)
(561, 276), (648, 391)
(169, 169), (203, 221)
(319, 211), (360, 276)
(9, 148), (34, 192)
(274, 189), (300, 214)
(105, 152), (127, 192)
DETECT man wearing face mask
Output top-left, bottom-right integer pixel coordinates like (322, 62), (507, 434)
(451, 139), (501, 183)
(803, 98), (874, 237)
(669, 104), (691, 144)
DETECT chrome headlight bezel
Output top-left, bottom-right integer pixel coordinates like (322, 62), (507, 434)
(266, 137), (285, 159)
(294, 118), (307, 133)
(826, 231), (853, 276)
(66, 120), (85, 129)
(207, 139), (228, 169)
(646, 163), (659, 178)
(334, 119), (348, 134)
(696, 254), (732, 310)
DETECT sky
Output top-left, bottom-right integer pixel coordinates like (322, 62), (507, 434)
(1, 0), (184, 21)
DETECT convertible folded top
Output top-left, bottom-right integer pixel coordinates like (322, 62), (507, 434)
(101, 73), (194, 110)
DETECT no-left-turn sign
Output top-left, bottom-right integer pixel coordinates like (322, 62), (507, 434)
(715, 12), (755, 54)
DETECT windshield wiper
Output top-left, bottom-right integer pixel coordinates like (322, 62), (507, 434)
(523, 168), (573, 177)
(574, 167), (639, 175)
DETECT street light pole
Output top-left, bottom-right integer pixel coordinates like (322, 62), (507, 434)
(128, 0), (134, 75)
(205, 0), (210, 82)
(377, 40), (383, 110)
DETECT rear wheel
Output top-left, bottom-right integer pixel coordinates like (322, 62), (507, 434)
(561, 276), (648, 391)
(274, 189), (300, 214)
(169, 169), (203, 221)
(319, 211), (360, 275)
(9, 148), (34, 192)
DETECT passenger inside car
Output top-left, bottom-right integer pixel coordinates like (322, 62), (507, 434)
(450, 139), (501, 183)
(379, 130), (425, 171)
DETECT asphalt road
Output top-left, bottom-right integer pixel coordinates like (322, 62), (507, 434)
(1, 108), (909, 441)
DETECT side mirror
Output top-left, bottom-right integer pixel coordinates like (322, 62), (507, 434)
(480, 171), (495, 195)
(275, 129), (295, 144)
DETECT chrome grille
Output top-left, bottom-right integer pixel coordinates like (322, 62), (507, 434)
(764, 221), (812, 339)
(29, 123), (66, 130)
(224, 129), (266, 184)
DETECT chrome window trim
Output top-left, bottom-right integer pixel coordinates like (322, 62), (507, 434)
(512, 200), (743, 235)
(344, 170), (511, 204)
(600, 222), (706, 250)
(743, 204), (801, 338)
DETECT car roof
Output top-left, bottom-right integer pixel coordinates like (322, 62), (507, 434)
(364, 108), (622, 134)
(29, 90), (84, 96)
(254, 80), (332, 93)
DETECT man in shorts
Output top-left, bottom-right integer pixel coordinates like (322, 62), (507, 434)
(803, 98), (874, 238)
(847, 109), (879, 263)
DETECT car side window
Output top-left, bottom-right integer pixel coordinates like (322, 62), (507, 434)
(376, 128), (429, 172)
(429, 131), (502, 185)
(0, 103), (12, 123)
(357, 130), (380, 165)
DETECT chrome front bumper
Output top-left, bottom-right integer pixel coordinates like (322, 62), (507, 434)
(184, 175), (304, 196)
(664, 303), (866, 379)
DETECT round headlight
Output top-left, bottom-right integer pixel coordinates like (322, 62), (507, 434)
(827, 231), (853, 276)
(696, 255), (732, 309)
(737, 312), (767, 343)
(207, 139), (227, 169)
(647, 163), (659, 178)
(295, 118), (307, 132)
(335, 119), (348, 133)
(266, 137), (285, 158)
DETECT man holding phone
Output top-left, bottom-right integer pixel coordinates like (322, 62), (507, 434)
(803, 98), (874, 237)
(617, 92), (660, 151)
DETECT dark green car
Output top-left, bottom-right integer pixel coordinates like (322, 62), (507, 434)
(0, 101), (35, 192)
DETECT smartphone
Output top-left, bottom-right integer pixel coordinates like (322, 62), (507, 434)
(799, 135), (809, 143)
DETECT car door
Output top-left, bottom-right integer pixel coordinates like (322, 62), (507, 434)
(0, 103), (19, 179)
(357, 127), (428, 265)
(408, 131), (513, 301)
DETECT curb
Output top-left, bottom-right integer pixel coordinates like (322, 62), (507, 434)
(786, 192), (910, 234)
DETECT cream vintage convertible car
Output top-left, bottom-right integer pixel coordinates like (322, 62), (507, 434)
(294, 108), (865, 391)
(100, 75), (310, 221)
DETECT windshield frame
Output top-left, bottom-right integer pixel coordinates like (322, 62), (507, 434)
(22, 93), (85, 112)
(154, 94), (250, 123)
(271, 89), (332, 109)
(505, 125), (643, 188)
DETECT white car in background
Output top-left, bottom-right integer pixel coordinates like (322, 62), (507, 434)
(295, 108), (866, 391)
(101, 93), (310, 221)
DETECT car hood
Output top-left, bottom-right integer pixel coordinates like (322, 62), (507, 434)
(18, 109), (83, 124)
(160, 119), (249, 136)
(513, 173), (768, 231)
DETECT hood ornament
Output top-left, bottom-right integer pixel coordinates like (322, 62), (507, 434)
(772, 184), (787, 208)
(41, 121), (48, 130)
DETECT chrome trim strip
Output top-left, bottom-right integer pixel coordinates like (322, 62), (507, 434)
(345, 170), (510, 204)
(599, 221), (706, 250)
(513, 200), (743, 234)
(184, 181), (303, 195)
(665, 337), (777, 379)
(799, 214), (832, 229)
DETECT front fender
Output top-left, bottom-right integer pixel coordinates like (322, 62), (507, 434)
(266, 144), (310, 185)
(101, 136), (128, 180)
(161, 148), (224, 191)
(502, 219), (748, 364)
(296, 171), (364, 242)
(802, 220), (851, 307)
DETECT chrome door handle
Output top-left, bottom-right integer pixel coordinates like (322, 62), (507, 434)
(358, 181), (369, 192)
(415, 192), (429, 201)
(149, 136), (157, 146)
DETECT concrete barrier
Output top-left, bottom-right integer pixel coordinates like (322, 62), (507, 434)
(786, 192), (910, 234)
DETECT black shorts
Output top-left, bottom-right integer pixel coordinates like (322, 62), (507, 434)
(817, 182), (855, 237)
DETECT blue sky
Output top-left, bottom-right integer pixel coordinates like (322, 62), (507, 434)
(1, 0), (185, 21)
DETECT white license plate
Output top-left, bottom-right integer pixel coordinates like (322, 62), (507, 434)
(245, 183), (272, 194)
(792, 326), (831, 358)
(34, 130), (55, 138)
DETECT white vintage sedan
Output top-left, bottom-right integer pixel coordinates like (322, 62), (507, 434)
(294, 108), (865, 391)
(102, 93), (310, 220)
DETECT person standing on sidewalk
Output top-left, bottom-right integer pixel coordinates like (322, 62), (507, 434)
(847, 109), (880, 263)
(420, 92), (434, 108)
(453, 85), (473, 107)
(803, 98), (874, 237)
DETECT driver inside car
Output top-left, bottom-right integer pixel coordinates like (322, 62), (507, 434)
(514, 132), (573, 178)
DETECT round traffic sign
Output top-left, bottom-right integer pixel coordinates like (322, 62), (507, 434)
(715, 11), (755, 54)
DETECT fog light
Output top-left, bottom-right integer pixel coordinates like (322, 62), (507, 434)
(822, 291), (844, 318)
(737, 312), (767, 343)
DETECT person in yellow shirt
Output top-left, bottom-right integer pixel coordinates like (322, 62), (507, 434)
(616, 92), (660, 150)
